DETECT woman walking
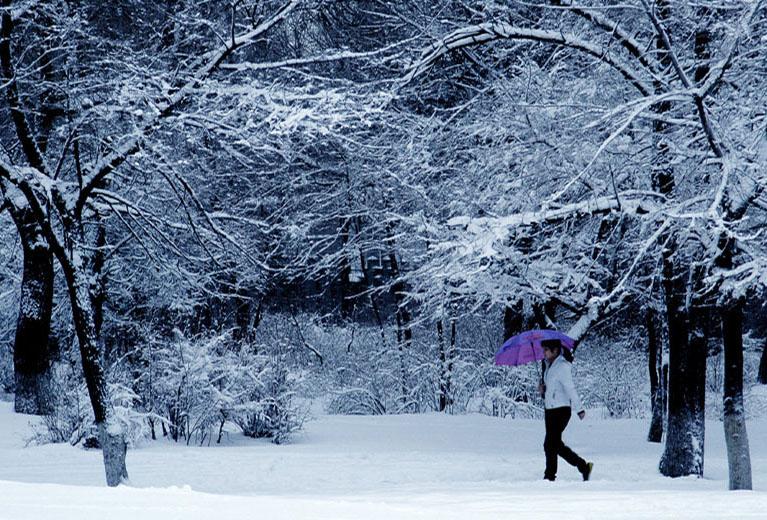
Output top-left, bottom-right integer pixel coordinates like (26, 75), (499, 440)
(538, 338), (593, 482)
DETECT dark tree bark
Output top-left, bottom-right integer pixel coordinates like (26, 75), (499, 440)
(653, 0), (704, 478)
(90, 225), (108, 339)
(437, 313), (456, 412)
(658, 260), (703, 477)
(758, 339), (767, 385)
(1, 6), (57, 416)
(9, 206), (55, 415)
(232, 291), (250, 342)
(359, 248), (386, 344)
(386, 224), (413, 409)
(685, 270), (708, 471)
(717, 237), (752, 490)
(647, 307), (664, 443)
(64, 260), (129, 486)
(503, 300), (523, 342)
(721, 295), (752, 490)
(338, 216), (354, 317)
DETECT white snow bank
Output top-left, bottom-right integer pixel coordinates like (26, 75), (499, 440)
(1, 479), (766, 520)
(1, 401), (767, 519)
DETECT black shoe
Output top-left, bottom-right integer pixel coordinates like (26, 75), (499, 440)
(581, 462), (593, 481)
(543, 474), (555, 482)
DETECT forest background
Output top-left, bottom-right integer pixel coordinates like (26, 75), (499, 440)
(1, 0), (766, 490)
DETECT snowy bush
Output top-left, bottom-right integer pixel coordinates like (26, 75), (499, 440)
(575, 343), (648, 419)
(324, 338), (405, 415)
(263, 313), (409, 415)
(0, 231), (19, 394)
(132, 329), (304, 445)
(27, 354), (151, 448)
(27, 360), (92, 446)
(227, 355), (306, 445)
(474, 365), (543, 419)
(0, 341), (13, 395)
(273, 310), (657, 419)
(706, 335), (766, 420)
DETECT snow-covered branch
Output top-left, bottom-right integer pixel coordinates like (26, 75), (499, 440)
(696, 0), (765, 101)
(403, 23), (653, 95)
(447, 193), (657, 234)
(551, 0), (660, 80)
(75, 0), (302, 219)
(221, 39), (409, 73)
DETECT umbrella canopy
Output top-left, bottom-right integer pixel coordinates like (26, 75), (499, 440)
(494, 329), (575, 366)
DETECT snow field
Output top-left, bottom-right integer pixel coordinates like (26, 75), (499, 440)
(1, 401), (767, 519)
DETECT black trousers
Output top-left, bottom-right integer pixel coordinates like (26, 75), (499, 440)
(543, 406), (586, 480)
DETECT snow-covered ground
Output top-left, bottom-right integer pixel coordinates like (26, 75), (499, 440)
(1, 400), (766, 519)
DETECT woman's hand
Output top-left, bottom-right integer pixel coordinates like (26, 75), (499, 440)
(538, 384), (545, 394)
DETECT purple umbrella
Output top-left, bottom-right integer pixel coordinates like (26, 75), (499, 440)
(494, 329), (575, 366)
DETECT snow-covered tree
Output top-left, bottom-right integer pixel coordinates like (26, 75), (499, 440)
(403, 0), (767, 488)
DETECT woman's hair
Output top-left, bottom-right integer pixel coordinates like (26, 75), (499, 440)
(541, 338), (574, 362)
(541, 339), (561, 352)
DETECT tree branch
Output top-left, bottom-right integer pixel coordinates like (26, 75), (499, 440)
(551, 0), (661, 80)
(447, 192), (658, 233)
(403, 23), (653, 95)
(639, 0), (727, 158)
(221, 39), (409, 73)
(75, 0), (301, 221)
(0, 5), (48, 175)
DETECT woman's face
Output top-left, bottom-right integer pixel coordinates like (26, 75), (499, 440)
(543, 346), (559, 361)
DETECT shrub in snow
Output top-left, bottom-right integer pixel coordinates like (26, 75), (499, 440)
(328, 387), (387, 415)
(0, 343), (14, 395)
(706, 336), (765, 420)
(473, 365), (543, 419)
(314, 313), (509, 415)
(266, 314), (406, 415)
(225, 356), (305, 444)
(575, 341), (648, 419)
(27, 360), (92, 446)
(132, 329), (304, 445)
(27, 355), (151, 448)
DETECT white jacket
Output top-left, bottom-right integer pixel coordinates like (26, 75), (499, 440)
(543, 355), (584, 413)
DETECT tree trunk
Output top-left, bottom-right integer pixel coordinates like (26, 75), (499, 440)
(65, 261), (129, 486)
(758, 339), (767, 385)
(338, 216), (354, 317)
(438, 319), (447, 412)
(437, 314), (456, 413)
(654, 0), (704, 476)
(721, 296), (752, 490)
(359, 249), (386, 345)
(10, 207), (55, 415)
(717, 235), (752, 490)
(686, 273), (708, 471)
(659, 260), (704, 477)
(503, 300), (524, 342)
(647, 308), (664, 443)
(1, 9), (56, 416)
(386, 224), (413, 349)
(90, 225), (108, 340)
(386, 226), (413, 410)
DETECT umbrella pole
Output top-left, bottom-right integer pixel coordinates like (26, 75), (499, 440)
(533, 341), (544, 391)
